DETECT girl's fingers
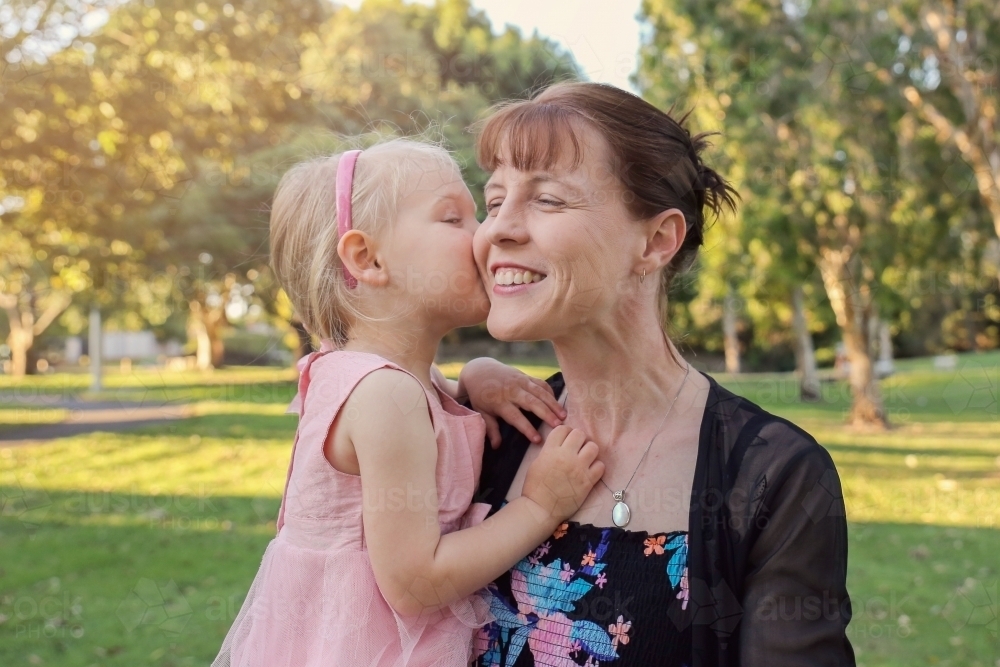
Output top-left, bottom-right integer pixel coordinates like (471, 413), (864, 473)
(499, 405), (543, 444)
(515, 389), (559, 427)
(530, 376), (556, 396)
(482, 413), (502, 449)
(518, 385), (564, 426)
(529, 377), (562, 406)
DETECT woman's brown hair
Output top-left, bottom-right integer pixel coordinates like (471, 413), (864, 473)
(475, 81), (738, 327)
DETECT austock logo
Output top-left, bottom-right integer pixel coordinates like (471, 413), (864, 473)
(116, 578), (193, 636)
(942, 362), (999, 417)
(941, 578), (998, 637)
(0, 469), (52, 529)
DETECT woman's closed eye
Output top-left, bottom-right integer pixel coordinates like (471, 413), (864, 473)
(536, 196), (565, 209)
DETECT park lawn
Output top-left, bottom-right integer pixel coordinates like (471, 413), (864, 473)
(0, 367), (299, 438)
(1, 351), (998, 666)
(0, 367), (298, 408)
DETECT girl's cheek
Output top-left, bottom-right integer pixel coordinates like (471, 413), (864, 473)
(472, 225), (489, 264)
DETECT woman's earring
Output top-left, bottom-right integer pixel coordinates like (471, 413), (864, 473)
(640, 269), (646, 284)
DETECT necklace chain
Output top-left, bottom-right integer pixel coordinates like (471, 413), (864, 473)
(558, 362), (691, 500)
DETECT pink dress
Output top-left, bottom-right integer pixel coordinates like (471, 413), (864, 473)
(212, 349), (491, 667)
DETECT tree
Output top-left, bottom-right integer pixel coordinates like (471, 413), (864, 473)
(883, 2), (1000, 249)
(637, 0), (909, 427)
(2, 0), (581, 373)
(1, 1), (132, 376)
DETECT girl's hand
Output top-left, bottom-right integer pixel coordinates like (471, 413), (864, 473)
(458, 358), (567, 448)
(522, 425), (604, 522)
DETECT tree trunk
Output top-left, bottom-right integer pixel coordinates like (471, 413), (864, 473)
(2, 294), (70, 378)
(791, 285), (821, 402)
(89, 306), (103, 392)
(818, 249), (890, 429)
(867, 310), (880, 363)
(188, 299), (227, 370)
(875, 320), (895, 378)
(210, 321), (225, 368)
(723, 285), (741, 374)
(962, 295), (977, 351)
(7, 327), (31, 378)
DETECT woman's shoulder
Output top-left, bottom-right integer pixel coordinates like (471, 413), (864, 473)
(699, 372), (838, 478)
(696, 374), (847, 540)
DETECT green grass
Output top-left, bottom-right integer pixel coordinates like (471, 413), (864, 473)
(0, 367), (298, 405)
(1, 352), (998, 666)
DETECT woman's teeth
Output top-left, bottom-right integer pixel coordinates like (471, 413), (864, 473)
(494, 269), (545, 286)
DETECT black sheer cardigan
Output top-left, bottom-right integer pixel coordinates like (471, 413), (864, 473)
(474, 370), (856, 667)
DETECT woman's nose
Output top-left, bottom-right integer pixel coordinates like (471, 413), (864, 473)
(483, 198), (530, 246)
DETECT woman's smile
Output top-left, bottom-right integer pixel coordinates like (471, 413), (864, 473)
(488, 261), (548, 295)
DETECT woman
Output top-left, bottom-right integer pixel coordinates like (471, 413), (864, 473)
(469, 82), (855, 667)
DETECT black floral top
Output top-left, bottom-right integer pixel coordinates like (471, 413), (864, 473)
(472, 371), (855, 667)
(473, 517), (691, 666)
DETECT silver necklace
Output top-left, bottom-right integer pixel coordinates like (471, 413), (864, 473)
(558, 363), (691, 528)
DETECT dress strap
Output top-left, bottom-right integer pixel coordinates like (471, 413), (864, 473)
(276, 347), (332, 532)
(285, 339), (336, 416)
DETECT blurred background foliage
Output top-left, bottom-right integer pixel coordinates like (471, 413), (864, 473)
(0, 0), (578, 370)
(1, 0), (999, 428)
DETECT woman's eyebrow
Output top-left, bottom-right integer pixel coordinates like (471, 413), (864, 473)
(485, 173), (585, 197)
(527, 174), (584, 197)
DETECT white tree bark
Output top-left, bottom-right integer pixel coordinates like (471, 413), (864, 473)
(89, 306), (103, 392)
(791, 285), (821, 401)
(723, 285), (741, 374)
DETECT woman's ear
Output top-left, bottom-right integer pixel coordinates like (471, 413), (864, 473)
(337, 230), (389, 287)
(640, 208), (687, 275)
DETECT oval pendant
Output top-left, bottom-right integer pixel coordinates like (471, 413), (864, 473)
(612, 501), (631, 527)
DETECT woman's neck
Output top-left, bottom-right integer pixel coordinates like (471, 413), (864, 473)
(551, 316), (692, 452)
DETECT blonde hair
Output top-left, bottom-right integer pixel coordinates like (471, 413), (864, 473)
(270, 138), (458, 346)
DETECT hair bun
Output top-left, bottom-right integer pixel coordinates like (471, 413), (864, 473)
(687, 134), (739, 218)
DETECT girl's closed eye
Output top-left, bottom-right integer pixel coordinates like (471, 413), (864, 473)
(486, 199), (503, 215)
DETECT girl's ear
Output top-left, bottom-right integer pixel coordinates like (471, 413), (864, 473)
(337, 230), (389, 287)
(639, 208), (687, 277)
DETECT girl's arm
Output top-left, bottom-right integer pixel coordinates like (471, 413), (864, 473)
(341, 368), (603, 617)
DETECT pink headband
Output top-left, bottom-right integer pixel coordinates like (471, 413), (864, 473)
(336, 149), (363, 289)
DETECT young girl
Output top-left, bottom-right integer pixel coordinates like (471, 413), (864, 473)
(212, 139), (605, 667)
